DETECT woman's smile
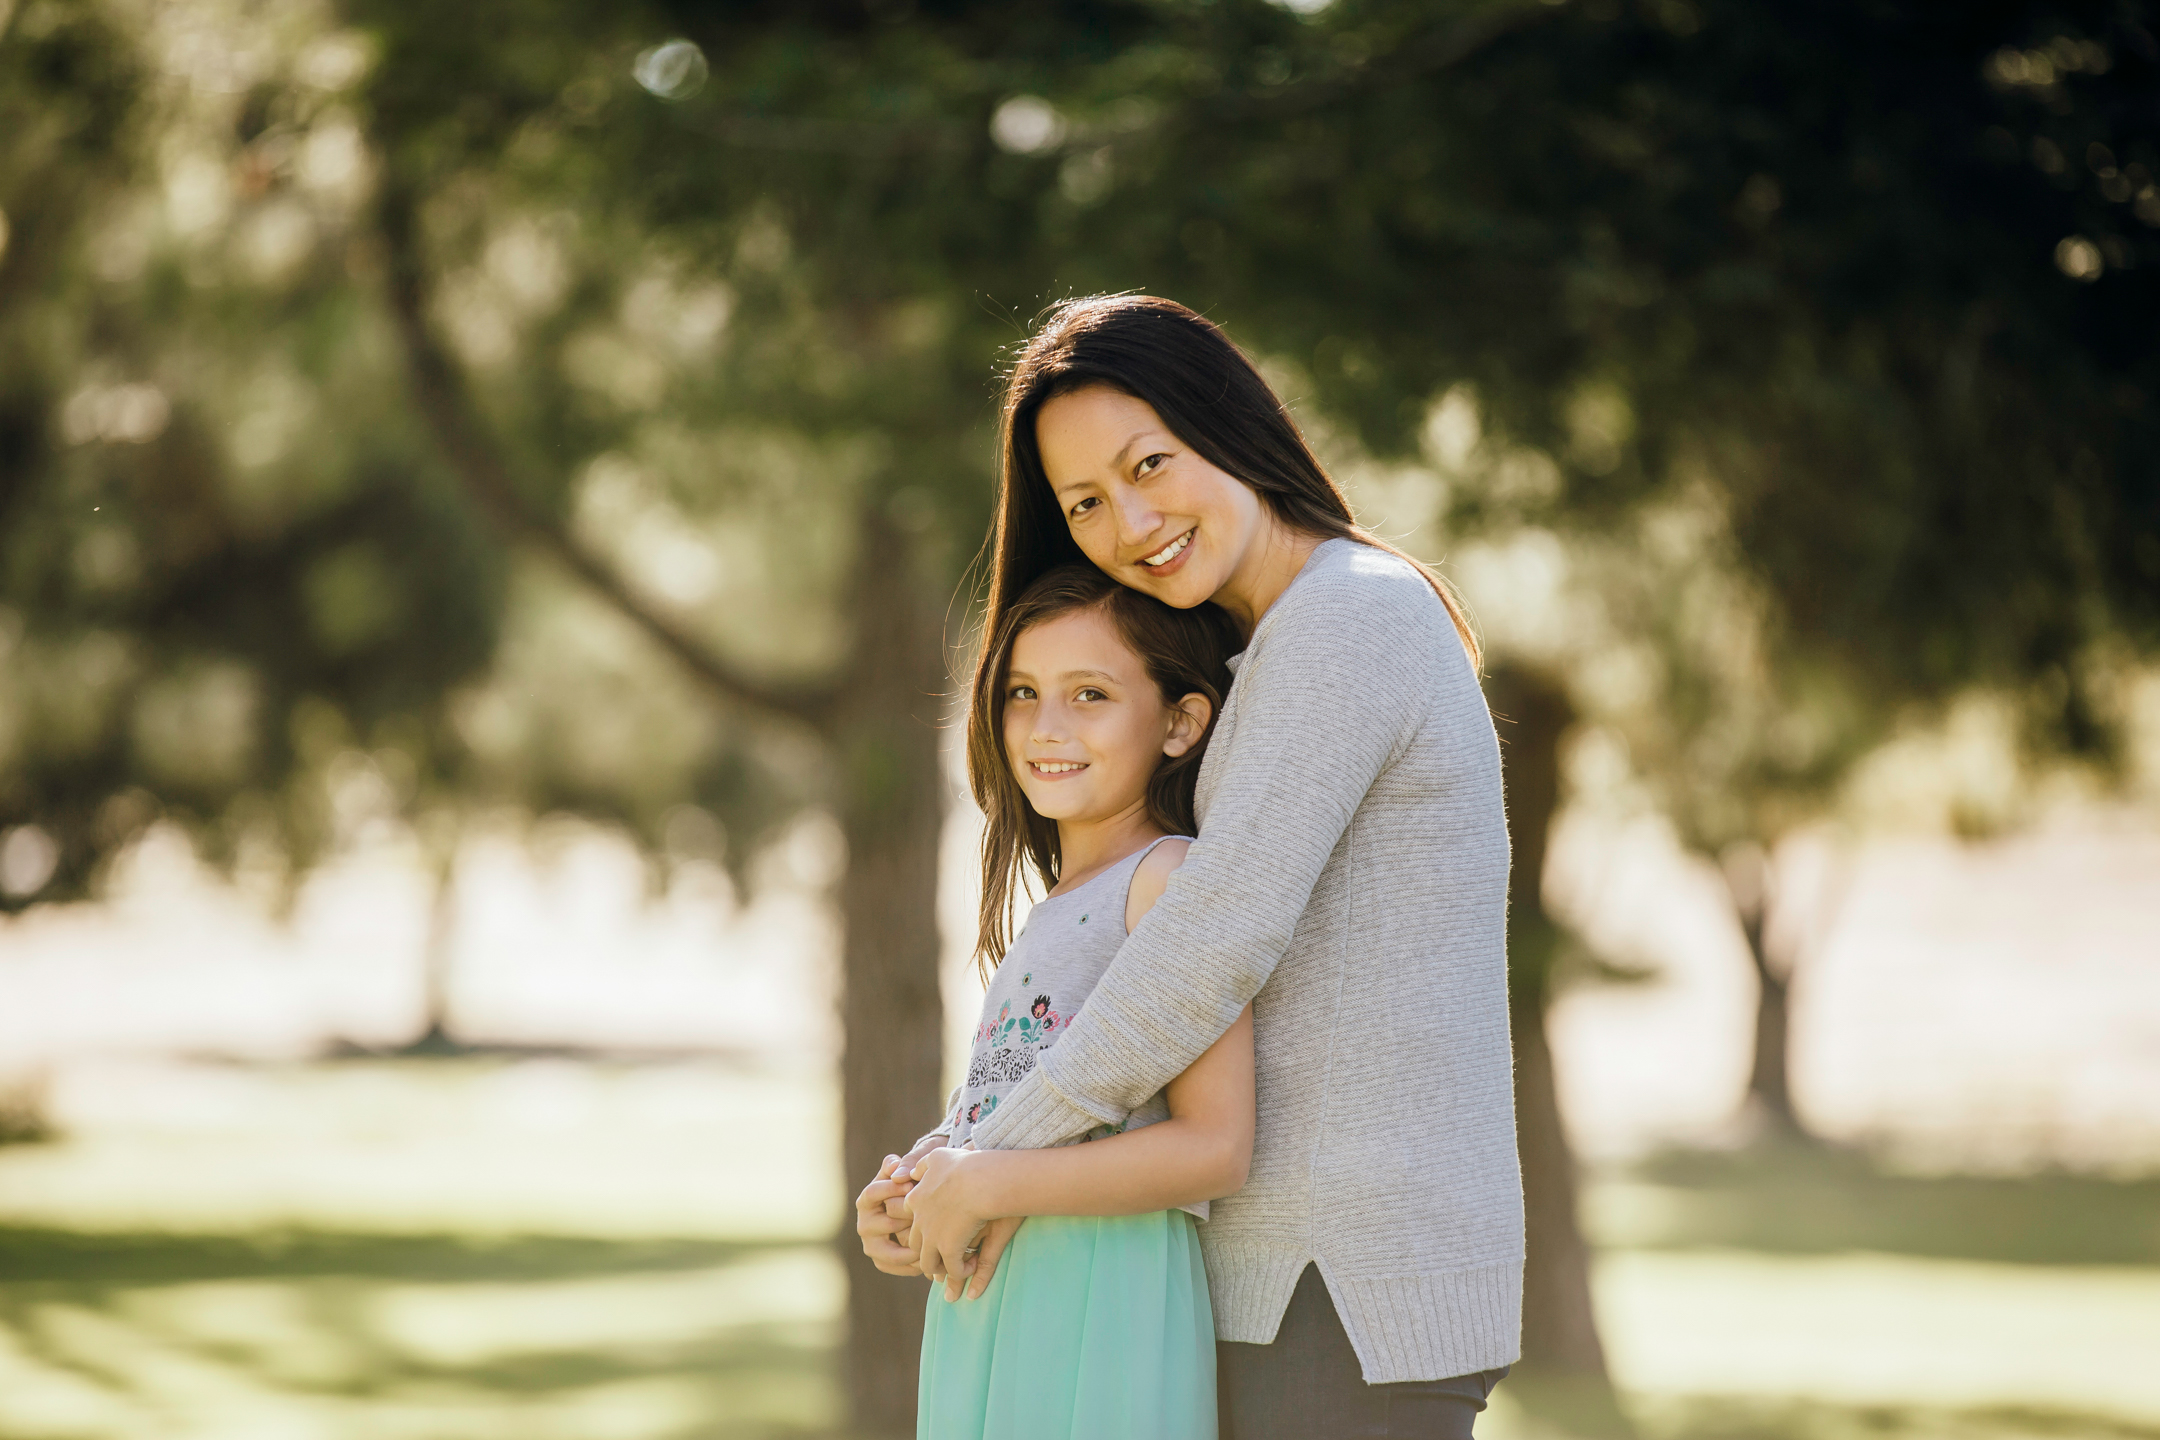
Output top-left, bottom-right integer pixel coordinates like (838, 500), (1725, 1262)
(1137, 528), (1195, 574)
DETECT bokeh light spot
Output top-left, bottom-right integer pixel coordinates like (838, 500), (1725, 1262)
(0, 825), (59, 898)
(2054, 235), (2103, 281)
(991, 96), (1064, 155)
(633, 41), (708, 102)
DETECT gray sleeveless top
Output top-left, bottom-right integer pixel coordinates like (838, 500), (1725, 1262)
(943, 836), (1200, 1215)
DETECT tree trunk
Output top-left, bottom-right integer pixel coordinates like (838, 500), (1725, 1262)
(832, 506), (949, 1439)
(1485, 665), (1632, 1438)
(397, 852), (463, 1057)
(1744, 909), (1799, 1134)
(1721, 843), (1803, 1136)
(418, 854), (458, 1049)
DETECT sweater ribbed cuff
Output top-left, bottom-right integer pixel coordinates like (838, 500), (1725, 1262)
(967, 1063), (1118, 1151)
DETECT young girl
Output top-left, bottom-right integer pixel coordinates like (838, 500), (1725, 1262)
(894, 562), (1252, 1440)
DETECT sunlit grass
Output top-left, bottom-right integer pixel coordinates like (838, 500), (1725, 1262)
(0, 1060), (836, 1239)
(0, 1234), (840, 1440)
(0, 1060), (844, 1438)
(1595, 1250), (2160, 1420)
(5, 1059), (2159, 1439)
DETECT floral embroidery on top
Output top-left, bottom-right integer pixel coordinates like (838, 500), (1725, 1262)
(948, 840), (1187, 1159)
(971, 996), (1063, 1048)
(963, 985), (1064, 1092)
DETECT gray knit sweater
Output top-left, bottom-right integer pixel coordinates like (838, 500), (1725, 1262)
(971, 538), (1523, 1383)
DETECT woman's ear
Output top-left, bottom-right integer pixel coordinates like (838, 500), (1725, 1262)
(1162, 692), (1214, 758)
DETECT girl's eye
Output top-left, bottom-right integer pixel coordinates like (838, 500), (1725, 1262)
(1009, 685), (1036, 701)
(1076, 688), (1106, 702)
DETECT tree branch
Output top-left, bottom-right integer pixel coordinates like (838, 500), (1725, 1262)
(375, 178), (838, 731)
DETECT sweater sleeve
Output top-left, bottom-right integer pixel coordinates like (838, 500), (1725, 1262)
(911, 1086), (962, 1152)
(970, 554), (1444, 1152)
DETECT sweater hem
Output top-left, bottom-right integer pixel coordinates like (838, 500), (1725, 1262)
(1208, 1244), (1524, 1383)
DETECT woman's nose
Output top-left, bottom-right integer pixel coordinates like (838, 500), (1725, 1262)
(1107, 480), (1161, 548)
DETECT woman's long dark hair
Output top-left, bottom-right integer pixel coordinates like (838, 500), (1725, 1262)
(967, 564), (1240, 976)
(987, 293), (1480, 662)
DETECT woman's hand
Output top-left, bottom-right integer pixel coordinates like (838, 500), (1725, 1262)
(951, 1215), (1024, 1302)
(902, 1147), (999, 1291)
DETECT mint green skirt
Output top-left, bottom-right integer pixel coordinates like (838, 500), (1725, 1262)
(917, 1210), (1216, 1440)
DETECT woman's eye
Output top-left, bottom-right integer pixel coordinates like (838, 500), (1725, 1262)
(1136, 453), (1168, 478)
(1069, 497), (1099, 519)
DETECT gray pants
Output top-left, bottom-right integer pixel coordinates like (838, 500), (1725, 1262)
(1217, 1265), (1509, 1440)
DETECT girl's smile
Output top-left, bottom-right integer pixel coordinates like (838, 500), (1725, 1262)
(1002, 606), (1208, 875)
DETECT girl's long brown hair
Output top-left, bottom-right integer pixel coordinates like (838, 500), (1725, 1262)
(987, 293), (1480, 662)
(968, 564), (1241, 976)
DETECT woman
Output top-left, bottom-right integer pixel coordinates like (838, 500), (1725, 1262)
(861, 294), (1521, 1440)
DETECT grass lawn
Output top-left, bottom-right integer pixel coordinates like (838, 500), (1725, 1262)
(3, 1059), (2155, 1440)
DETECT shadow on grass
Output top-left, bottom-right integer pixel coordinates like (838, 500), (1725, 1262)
(1598, 1145), (2160, 1267)
(1637, 1394), (2160, 1440)
(0, 1227), (844, 1439)
(0, 1225), (786, 1285)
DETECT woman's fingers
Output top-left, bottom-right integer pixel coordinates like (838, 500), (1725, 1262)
(962, 1216), (1025, 1300)
(904, 1197), (972, 1286)
(938, 1228), (983, 1301)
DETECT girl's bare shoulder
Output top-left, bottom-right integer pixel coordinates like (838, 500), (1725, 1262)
(1124, 837), (1192, 932)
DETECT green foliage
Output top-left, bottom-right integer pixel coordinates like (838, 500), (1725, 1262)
(3, 0), (2154, 907)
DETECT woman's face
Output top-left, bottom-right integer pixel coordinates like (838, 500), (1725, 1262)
(1035, 385), (1270, 612)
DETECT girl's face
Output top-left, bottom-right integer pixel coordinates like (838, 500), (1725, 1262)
(1036, 384), (1271, 614)
(1003, 605), (1208, 828)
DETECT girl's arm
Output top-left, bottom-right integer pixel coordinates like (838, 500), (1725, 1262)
(907, 1002), (1253, 1292)
(905, 839), (1255, 1295)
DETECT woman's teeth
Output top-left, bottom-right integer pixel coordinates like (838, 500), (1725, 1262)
(1033, 761), (1087, 773)
(1141, 531), (1192, 567)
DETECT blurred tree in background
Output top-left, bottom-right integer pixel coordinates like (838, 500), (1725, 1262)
(3, 0), (2156, 1435)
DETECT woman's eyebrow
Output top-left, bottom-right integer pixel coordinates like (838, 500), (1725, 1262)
(1108, 429), (1161, 471)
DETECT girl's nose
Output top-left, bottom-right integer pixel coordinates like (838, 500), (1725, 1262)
(1031, 702), (1072, 744)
